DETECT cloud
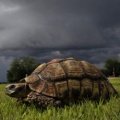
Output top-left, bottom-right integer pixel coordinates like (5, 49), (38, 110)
(0, 0), (120, 81)
(0, 0), (120, 50)
(0, 2), (20, 14)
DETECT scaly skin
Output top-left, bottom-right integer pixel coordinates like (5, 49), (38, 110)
(23, 92), (62, 107)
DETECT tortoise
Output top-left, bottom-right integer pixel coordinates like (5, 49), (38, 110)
(5, 58), (117, 107)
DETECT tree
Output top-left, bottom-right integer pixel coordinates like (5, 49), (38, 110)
(104, 59), (120, 77)
(7, 57), (39, 83)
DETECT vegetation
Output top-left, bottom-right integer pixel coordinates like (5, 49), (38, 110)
(0, 78), (120, 120)
(102, 59), (120, 77)
(7, 57), (39, 83)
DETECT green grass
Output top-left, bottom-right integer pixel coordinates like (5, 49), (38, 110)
(0, 78), (120, 120)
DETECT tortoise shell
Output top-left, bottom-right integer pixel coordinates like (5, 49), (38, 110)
(25, 58), (117, 99)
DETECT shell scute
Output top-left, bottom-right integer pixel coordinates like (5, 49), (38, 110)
(40, 62), (66, 81)
(61, 60), (84, 78)
(33, 63), (47, 74)
(81, 61), (103, 78)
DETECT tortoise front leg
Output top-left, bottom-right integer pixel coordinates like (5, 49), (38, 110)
(26, 92), (62, 107)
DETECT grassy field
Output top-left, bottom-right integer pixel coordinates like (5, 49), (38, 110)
(0, 78), (120, 120)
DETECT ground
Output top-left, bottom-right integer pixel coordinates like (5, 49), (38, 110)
(0, 78), (120, 120)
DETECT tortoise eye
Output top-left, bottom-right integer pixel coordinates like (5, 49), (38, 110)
(9, 85), (15, 89)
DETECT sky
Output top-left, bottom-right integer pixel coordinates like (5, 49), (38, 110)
(0, 0), (120, 82)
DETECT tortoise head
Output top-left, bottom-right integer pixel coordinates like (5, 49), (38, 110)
(5, 82), (31, 98)
(5, 73), (43, 99)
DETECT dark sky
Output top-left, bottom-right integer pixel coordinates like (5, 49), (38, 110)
(0, 0), (120, 82)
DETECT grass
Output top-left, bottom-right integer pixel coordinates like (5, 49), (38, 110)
(0, 78), (120, 120)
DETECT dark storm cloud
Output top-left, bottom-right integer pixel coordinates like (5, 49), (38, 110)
(0, 0), (120, 81)
(0, 0), (120, 49)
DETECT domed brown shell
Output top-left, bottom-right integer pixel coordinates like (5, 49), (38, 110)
(25, 58), (117, 99)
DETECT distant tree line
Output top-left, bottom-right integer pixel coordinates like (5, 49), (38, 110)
(7, 57), (39, 83)
(102, 59), (120, 77)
